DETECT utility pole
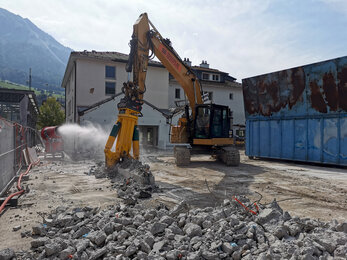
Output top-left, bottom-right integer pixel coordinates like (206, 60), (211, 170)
(29, 68), (32, 91)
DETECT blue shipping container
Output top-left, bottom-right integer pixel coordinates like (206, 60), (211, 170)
(242, 56), (347, 166)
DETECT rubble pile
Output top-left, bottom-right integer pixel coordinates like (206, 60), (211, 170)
(89, 158), (155, 187)
(4, 198), (347, 259)
(88, 158), (157, 206)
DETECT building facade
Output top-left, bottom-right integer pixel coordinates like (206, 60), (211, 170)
(62, 51), (169, 124)
(61, 52), (245, 150)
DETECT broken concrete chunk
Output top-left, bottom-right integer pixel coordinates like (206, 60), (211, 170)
(150, 222), (167, 235)
(256, 208), (282, 225)
(75, 211), (85, 219)
(158, 215), (174, 226)
(124, 244), (138, 257)
(76, 239), (90, 254)
(93, 231), (107, 246)
(44, 242), (61, 256)
(336, 222), (347, 233)
(222, 242), (236, 255)
(170, 200), (189, 217)
(103, 222), (113, 235)
(113, 223), (123, 232)
(144, 235), (155, 248)
(140, 241), (151, 253)
(59, 246), (75, 260)
(0, 248), (15, 260)
(32, 224), (46, 236)
(89, 247), (107, 260)
(313, 236), (337, 254)
(73, 226), (91, 239)
(31, 237), (48, 248)
(153, 240), (167, 253)
(201, 250), (219, 260)
(184, 223), (202, 238)
(166, 249), (180, 260)
(187, 251), (200, 260)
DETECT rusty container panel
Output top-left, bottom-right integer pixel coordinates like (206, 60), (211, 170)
(242, 56), (347, 166)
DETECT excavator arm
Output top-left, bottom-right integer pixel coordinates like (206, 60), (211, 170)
(104, 13), (204, 168)
(127, 13), (204, 111)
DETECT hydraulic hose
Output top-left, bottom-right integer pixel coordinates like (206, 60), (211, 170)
(0, 159), (40, 215)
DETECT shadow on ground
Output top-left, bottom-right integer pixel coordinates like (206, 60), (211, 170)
(151, 156), (267, 208)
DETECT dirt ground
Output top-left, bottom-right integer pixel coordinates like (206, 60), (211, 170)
(148, 150), (347, 223)
(0, 159), (119, 251)
(0, 149), (346, 251)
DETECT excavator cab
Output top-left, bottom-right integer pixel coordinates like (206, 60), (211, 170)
(194, 104), (231, 139)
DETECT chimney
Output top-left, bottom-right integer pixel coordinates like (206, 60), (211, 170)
(183, 58), (192, 67)
(200, 60), (209, 68)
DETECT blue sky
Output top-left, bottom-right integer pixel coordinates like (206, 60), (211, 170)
(1, 0), (346, 81)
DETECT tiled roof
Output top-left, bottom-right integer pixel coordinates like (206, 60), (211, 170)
(71, 51), (163, 67)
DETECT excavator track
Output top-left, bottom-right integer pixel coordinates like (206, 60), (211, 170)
(219, 147), (240, 166)
(174, 146), (191, 166)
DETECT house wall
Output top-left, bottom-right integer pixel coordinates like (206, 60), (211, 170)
(63, 57), (170, 123)
(69, 58), (169, 114)
(76, 59), (122, 107)
(203, 83), (245, 126)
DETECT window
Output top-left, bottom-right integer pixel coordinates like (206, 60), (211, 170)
(105, 66), (116, 79)
(175, 88), (181, 99)
(212, 74), (220, 81)
(202, 73), (209, 80)
(229, 93), (233, 100)
(105, 82), (116, 95)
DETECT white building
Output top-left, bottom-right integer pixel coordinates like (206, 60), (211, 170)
(62, 51), (169, 123)
(61, 52), (245, 150)
(169, 59), (245, 126)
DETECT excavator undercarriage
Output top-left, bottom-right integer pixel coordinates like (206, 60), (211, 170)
(174, 145), (240, 167)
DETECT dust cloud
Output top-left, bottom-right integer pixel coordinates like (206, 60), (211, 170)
(58, 123), (110, 159)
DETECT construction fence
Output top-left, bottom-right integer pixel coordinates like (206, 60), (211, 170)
(0, 117), (40, 194)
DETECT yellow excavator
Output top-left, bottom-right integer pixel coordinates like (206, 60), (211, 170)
(104, 13), (240, 168)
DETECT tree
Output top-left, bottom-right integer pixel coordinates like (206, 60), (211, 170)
(37, 97), (65, 129)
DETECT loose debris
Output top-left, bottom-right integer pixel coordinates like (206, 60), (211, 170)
(1, 160), (346, 259)
(88, 158), (157, 205)
(1, 197), (346, 259)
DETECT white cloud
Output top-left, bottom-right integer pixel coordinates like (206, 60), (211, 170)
(1, 0), (346, 80)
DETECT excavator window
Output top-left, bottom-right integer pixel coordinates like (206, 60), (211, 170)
(212, 107), (222, 137)
(195, 106), (211, 139)
(194, 105), (231, 139)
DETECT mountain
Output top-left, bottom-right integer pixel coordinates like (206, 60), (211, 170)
(0, 8), (72, 93)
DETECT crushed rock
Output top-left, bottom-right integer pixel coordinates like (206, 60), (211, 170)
(4, 197), (346, 259)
